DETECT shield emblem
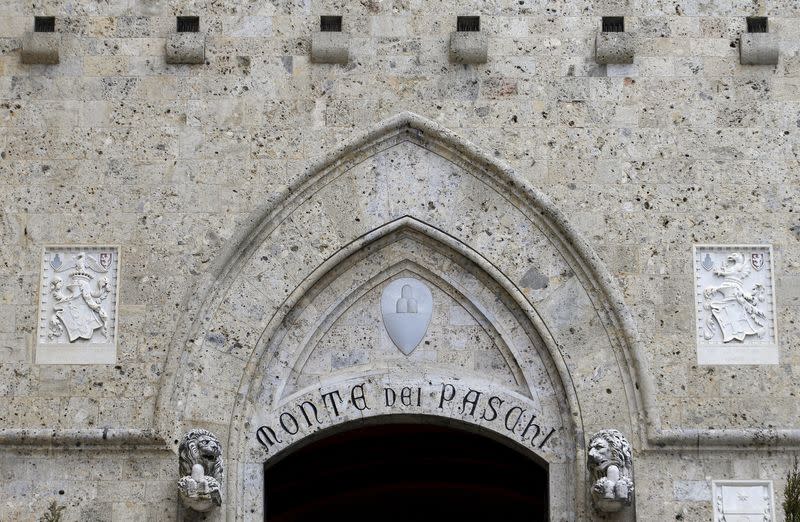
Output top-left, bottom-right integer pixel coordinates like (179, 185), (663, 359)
(751, 252), (764, 271)
(701, 253), (714, 271)
(99, 252), (112, 270)
(381, 277), (433, 356)
(54, 299), (103, 342)
(50, 253), (62, 270)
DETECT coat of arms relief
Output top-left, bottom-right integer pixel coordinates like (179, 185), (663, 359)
(694, 246), (777, 365)
(36, 247), (120, 364)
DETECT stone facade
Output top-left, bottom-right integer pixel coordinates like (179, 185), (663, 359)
(0, 1), (799, 521)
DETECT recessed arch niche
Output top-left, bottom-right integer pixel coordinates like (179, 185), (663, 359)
(157, 112), (647, 521)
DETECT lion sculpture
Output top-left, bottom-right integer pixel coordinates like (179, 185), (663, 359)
(178, 429), (224, 512)
(587, 429), (634, 512)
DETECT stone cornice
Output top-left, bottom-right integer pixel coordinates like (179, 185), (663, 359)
(0, 428), (170, 450)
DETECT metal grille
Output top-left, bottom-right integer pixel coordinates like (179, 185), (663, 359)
(457, 16), (480, 32)
(747, 17), (768, 33)
(34, 16), (55, 33)
(177, 16), (200, 33)
(602, 16), (625, 33)
(320, 16), (342, 32)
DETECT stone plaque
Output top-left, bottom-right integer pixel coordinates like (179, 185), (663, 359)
(380, 277), (433, 355)
(712, 480), (774, 521)
(693, 245), (778, 365)
(36, 247), (120, 364)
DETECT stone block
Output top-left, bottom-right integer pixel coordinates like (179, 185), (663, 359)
(165, 33), (205, 65)
(20, 32), (60, 65)
(449, 32), (488, 64)
(739, 33), (779, 65)
(595, 32), (635, 65)
(310, 31), (349, 64)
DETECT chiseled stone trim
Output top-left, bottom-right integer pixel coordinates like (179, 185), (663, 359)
(0, 428), (169, 449)
(229, 217), (584, 520)
(647, 428), (800, 449)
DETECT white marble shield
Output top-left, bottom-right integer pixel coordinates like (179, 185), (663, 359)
(381, 277), (433, 355)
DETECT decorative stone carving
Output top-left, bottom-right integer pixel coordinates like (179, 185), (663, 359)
(712, 480), (774, 521)
(380, 277), (433, 355)
(693, 245), (778, 365)
(36, 247), (120, 364)
(178, 429), (224, 512)
(587, 429), (634, 512)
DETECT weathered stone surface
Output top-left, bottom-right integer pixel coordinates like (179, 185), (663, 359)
(0, 2), (799, 521)
(20, 32), (60, 65)
(310, 31), (349, 64)
(595, 32), (635, 64)
(739, 33), (779, 66)
(165, 32), (205, 65)
(449, 32), (488, 64)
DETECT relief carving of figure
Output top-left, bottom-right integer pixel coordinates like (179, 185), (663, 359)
(587, 429), (634, 512)
(178, 429), (224, 512)
(47, 252), (112, 342)
(702, 252), (766, 343)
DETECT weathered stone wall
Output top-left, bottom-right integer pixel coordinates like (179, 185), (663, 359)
(1, 0), (799, 520)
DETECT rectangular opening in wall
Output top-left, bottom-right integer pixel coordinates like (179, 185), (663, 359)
(34, 16), (55, 33)
(320, 15), (342, 32)
(177, 16), (200, 33)
(602, 16), (625, 32)
(457, 16), (480, 32)
(746, 17), (768, 33)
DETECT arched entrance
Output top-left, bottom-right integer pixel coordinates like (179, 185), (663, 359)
(264, 421), (548, 522)
(158, 112), (648, 520)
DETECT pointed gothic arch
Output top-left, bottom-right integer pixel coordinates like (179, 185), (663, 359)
(156, 112), (658, 520)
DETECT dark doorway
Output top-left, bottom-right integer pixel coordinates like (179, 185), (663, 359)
(264, 422), (549, 522)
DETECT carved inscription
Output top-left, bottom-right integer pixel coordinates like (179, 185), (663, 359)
(256, 380), (558, 455)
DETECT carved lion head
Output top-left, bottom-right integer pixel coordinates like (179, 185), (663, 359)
(179, 429), (224, 481)
(587, 429), (632, 473)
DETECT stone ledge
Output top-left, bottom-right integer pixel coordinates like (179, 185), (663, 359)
(166, 32), (206, 65)
(595, 32), (635, 64)
(311, 31), (349, 64)
(740, 33), (779, 65)
(448, 32), (487, 64)
(0, 428), (170, 450)
(21, 32), (60, 65)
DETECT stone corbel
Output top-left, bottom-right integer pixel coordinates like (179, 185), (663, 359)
(587, 429), (635, 513)
(595, 32), (635, 65)
(21, 32), (60, 65)
(166, 33), (206, 65)
(449, 32), (488, 64)
(311, 31), (350, 64)
(739, 33), (779, 65)
(178, 429), (224, 512)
